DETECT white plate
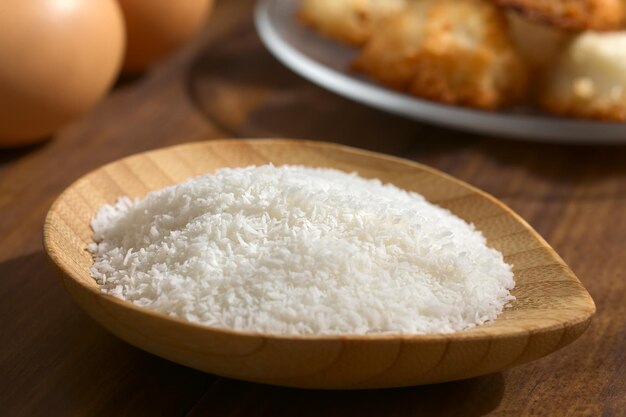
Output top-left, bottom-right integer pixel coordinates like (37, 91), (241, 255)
(255, 0), (626, 143)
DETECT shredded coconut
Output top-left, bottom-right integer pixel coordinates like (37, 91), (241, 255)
(89, 165), (514, 335)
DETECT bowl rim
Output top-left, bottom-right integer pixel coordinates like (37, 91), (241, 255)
(43, 138), (596, 343)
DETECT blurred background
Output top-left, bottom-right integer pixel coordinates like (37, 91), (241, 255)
(1, 1), (624, 416)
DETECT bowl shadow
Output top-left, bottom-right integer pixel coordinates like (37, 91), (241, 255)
(188, 373), (506, 417)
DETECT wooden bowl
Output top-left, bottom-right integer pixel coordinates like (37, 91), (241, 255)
(43, 139), (595, 389)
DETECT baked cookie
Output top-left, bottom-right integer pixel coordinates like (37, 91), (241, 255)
(540, 31), (626, 121)
(353, 0), (527, 109)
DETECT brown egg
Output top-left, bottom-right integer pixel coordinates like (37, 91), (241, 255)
(118, 0), (214, 73)
(0, 0), (125, 147)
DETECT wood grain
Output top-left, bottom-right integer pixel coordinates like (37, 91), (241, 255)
(1, 0), (625, 414)
(44, 139), (594, 389)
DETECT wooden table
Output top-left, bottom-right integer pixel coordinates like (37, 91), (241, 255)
(1, 1), (624, 416)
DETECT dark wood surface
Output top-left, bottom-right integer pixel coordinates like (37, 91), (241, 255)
(1, 1), (624, 415)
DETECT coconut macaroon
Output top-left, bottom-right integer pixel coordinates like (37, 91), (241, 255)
(352, 0), (527, 110)
(298, 0), (408, 45)
(540, 32), (626, 121)
(496, 0), (626, 31)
